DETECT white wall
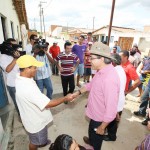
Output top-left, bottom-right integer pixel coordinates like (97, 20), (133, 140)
(52, 26), (62, 37)
(0, 0), (21, 142)
(94, 27), (150, 51)
(0, 0), (21, 43)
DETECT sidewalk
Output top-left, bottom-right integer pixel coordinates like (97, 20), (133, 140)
(8, 75), (150, 150)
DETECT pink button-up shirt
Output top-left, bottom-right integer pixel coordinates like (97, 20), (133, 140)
(85, 64), (120, 123)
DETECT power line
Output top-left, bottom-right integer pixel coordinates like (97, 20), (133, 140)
(43, 0), (53, 10)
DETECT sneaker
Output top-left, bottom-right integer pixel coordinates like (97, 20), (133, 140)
(103, 135), (116, 141)
(142, 119), (148, 126)
(133, 111), (146, 117)
(83, 136), (91, 145)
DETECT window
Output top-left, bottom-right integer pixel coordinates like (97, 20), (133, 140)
(110, 36), (114, 43)
(17, 25), (20, 41)
(10, 21), (14, 38)
(101, 36), (105, 42)
(1, 16), (7, 40)
(105, 36), (108, 43)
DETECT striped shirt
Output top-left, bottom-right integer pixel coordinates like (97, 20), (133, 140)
(55, 52), (79, 76)
(84, 50), (91, 68)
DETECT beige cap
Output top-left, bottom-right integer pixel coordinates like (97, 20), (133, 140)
(90, 42), (113, 59)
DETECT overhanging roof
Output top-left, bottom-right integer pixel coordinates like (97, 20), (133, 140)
(12, 0), (29, 29)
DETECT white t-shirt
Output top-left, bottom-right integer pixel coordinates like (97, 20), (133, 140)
(24, 43), (32, 55)
(0, 54), (19, 87)
(15, 75), (53, 133)
(134, 52), (141, 65)
(115, 66), (126, 112)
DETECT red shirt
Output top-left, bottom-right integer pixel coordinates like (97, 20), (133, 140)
(49, 45), (60, 59)
(122, 60), (139, 91)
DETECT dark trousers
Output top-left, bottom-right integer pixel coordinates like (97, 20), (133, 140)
(139, 86), (150, 114)
(89, 120), (103, 150)
(106, 111), (122, 140)
(61, 75), (75, 96)
(52, 64), (58, 75)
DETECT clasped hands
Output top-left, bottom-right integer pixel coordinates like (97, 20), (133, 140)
(64, 90), (81, 102)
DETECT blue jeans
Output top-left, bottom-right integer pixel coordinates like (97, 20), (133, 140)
(74, 63), (84, 76)
(139, 86), (150, 114)
(7, 86), (20, 115)
(36, 77), (53, 99)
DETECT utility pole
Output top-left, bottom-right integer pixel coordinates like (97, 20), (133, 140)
(42, 8), (46, 40)
(39, 2), (42, 36)
(93, 17), (95, 31)
(39, 1), (46, 36)
(107, 0), (116, 46)
(34, 18), (36, 30)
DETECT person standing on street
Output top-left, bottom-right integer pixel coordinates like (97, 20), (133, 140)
(49, 42), (60, 75)
(15, 55), (74, 150)
(32, 44), (54, 99)
(72, 35), (86, 87)
(55, 42), (79, 103)
(103, 53), (126, 142)
(24, 34), (38, 55)
(72, 42), (120, 150)
(119, 50), (141, 95)
(0, 38), (21, 116)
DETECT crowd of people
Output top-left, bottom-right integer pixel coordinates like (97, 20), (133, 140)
(0, 32), (150, 150)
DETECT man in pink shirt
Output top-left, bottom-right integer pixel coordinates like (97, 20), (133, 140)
(73, 42), (120, 150)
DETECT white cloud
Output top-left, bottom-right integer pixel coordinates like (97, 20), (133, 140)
(25, 0), (150, 31)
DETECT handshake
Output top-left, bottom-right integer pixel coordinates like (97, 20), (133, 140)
(64, 90), (82, 103)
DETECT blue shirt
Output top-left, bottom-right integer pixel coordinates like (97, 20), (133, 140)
(35, 55), (52, 80)
(72, 44), (86, 64)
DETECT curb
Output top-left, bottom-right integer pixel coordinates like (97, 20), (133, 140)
(1, 109), (14, 150)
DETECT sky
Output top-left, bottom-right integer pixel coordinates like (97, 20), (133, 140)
(25, 0), (150, 32)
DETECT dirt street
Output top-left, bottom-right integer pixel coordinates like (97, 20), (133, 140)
(9, 75), (149, 150)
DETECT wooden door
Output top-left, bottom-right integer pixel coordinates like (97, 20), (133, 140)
(118, 37), (134, 50)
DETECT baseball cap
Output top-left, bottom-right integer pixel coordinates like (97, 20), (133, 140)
(16, 55), (44, 68)
(88, 42), (93, 45)
(53, 41), (58, 44)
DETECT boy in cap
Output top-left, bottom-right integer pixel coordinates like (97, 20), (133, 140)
(15, 55), (74, 150)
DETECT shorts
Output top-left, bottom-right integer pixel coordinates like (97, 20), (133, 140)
(74, 63), (84, 76)
(84, 68), (91, 75)
(28, 126), (48, 146)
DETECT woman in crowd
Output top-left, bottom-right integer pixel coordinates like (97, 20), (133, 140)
(49, 134), (93, 150)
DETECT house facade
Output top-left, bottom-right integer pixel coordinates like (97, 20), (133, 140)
(0, 0), (28, 149)
(49, 25), (93, 41)
(92, 25), (150, 52)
